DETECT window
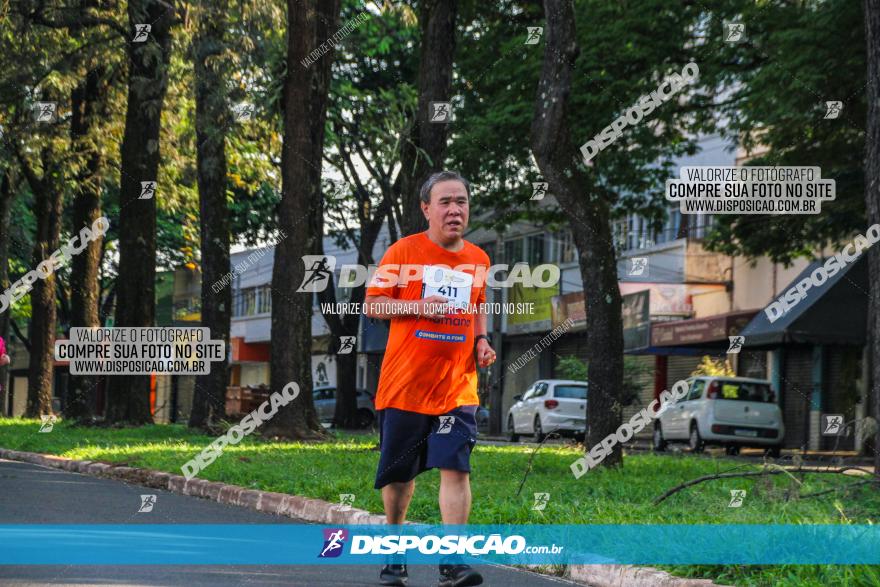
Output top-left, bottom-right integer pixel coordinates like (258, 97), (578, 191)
(533, 382), (548, 397)
(233, 285), (272, 317)
(504, 238), (524, 265)
(709, 380), (774, 402)
(687, 379), (705, 401)
(554, 385), (587, 399)
(257, 285), (272, 314)
(520, 385), (536, 401)
(526, 234), (545, 265)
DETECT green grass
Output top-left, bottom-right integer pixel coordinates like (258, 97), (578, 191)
(1, 417), (879, 586)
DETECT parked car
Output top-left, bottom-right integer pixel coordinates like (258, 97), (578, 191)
(506, 379), (587, 442)
(312, 386), (376, 428)
(652, 376), (784, 457)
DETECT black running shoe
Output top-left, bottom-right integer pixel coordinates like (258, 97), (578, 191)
(438, 564), (483, 587)
(379, 563), (408, 586)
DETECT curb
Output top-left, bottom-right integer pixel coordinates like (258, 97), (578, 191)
(0, 446), (730, 587)
(568, 565), (729, 587)
(0, 446), (387, 526)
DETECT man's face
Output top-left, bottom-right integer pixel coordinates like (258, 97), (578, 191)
(422, 180), (469, 239)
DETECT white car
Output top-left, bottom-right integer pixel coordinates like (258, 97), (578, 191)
(507, 379), (587, 442)
(653, 376), (784, 457)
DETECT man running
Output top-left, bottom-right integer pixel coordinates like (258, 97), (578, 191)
(364, 170), (495, 587)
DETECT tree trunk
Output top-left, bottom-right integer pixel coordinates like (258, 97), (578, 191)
(862, 0), (880, 482)
(66, 66), (106, 422)
(530, 0), (623, 468)
(105, 0), (174, 424)
(190, 2), (230, 429)
(264, 0), (341, 439)
(26, 150), (63, 418)
(399, 0), (457, 237)
(0, 171), (13, 416)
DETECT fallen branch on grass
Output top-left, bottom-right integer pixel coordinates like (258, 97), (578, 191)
(515, 432), (561, 498)
(652, 466), (876, 505)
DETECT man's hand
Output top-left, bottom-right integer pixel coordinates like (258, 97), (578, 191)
(0, 354), (9, 366)
(476, 338), (496, 368)
(415, 295), (451, 318)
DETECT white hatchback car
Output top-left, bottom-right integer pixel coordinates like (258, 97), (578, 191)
(653, 376), (784, 457)
(507, 379), (587, 442)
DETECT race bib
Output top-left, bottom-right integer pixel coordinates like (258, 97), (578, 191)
(422, 265), (473, 310)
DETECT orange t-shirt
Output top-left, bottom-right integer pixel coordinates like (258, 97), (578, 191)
(366, 232), (490, 415)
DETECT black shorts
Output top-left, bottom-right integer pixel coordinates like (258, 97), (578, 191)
(374, 405), (478, 489)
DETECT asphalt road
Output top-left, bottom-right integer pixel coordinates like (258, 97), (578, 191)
(0, 458), (579, 587)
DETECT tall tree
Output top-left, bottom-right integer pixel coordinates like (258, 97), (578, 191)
(399, 0), (457, 236)
(189, 1), (231, 428)
(862, 0), (880, 482)
(530, 0), (624, 467)
(66, 63), (110, 421)
(0, 170), (13, 416)
(17, 140), (63, 418)
(264, 0), (341, 439)
(106, 0), (176, 424)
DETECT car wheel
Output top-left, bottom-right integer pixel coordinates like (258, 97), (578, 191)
(725, 445), (741, 456)
(653, 424), (667, 452)
(767, 445), (782, 458)
(533, 416), (546, 443)
(356, 409), (374, 428)
(688, 422), (704, 453)
(507, 415), (519, 442)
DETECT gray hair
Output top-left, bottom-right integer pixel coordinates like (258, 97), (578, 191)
(419, 170), (471, 204)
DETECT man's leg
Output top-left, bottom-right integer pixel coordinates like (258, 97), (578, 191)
(382, 479), (415, 524)
(439, 469), (471, 524)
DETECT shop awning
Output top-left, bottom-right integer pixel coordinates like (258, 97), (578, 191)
(739, 255), (868, 347)
(650, 310), (758, 349)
